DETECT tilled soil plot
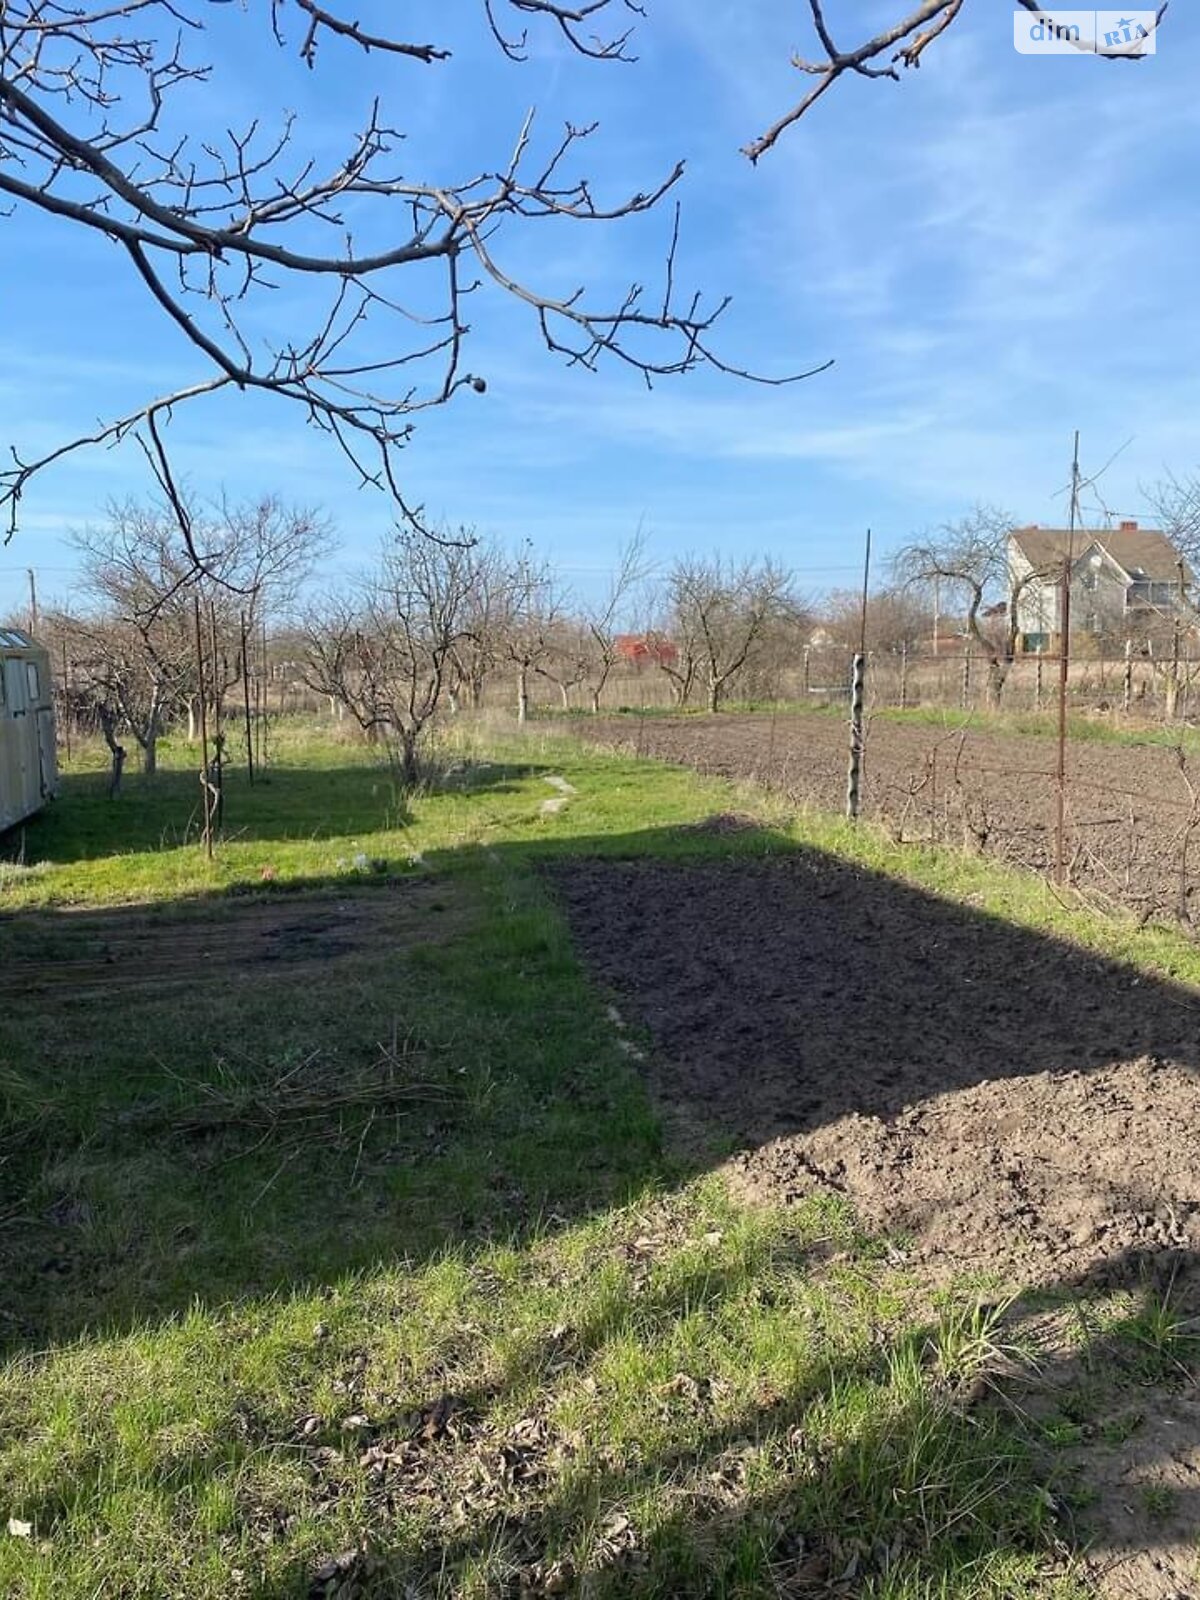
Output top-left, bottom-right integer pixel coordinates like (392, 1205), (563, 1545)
(581, 713), (1199, 923)
(552, 845), (1200, 1599)
(550, 848), (1200, 1286)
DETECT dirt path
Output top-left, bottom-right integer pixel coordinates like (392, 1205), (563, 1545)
(0, 880), (460, 1001)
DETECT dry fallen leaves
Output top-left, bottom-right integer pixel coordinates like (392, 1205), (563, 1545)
(308, 1542), (378, 1599)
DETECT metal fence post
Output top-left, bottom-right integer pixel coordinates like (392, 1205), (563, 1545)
(846, 652), (866, 821)
(1123, 638), (1133, 715)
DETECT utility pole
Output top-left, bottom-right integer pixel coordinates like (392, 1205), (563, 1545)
(26, 568), (38, 636)
(1055, 430), (1081, 886)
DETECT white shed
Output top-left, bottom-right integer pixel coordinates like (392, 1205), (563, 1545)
(0, 629), (58, 832)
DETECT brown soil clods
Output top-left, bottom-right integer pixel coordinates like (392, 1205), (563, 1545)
(551, 850), (1200, 1288)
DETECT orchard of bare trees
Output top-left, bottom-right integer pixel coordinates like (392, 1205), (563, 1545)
(37, 494), (327, 793)
(29, 469), (1200, 804)
(294, 536), (813, 782)
(25, 492), (823, 791)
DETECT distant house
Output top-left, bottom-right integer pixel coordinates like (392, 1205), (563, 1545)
(1009, 521), (1195, 652)
(614, 634), (678, 670)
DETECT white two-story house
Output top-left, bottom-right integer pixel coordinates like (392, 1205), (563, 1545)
(1009, 521), (1195, 653)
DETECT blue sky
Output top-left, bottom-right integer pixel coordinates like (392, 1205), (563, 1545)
(1, 1), (1196, 617)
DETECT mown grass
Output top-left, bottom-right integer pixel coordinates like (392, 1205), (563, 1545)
(2, 719), (1196, 1596)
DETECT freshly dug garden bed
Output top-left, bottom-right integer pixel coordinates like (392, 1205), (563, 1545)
(551, 847), (1200, 1288)
(579, 711), (1200, 925)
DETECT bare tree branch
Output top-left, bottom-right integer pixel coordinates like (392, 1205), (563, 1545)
(1, 1), (818, 550)
(744, 0), (1169, 162)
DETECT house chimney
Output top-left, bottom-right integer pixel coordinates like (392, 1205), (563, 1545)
(1119, 519), (1138, 532)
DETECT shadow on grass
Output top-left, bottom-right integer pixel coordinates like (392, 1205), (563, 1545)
(0, 757), (541, 866)
(5, 814), (1200, 1593)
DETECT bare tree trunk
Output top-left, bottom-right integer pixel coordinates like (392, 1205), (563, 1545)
(186, 696), (198, 742)
(400, 732), (420, 788)
(589, 661), (612, 715)
(517, 664), (529, 726)
(1167, 671), (1180, 721)
(662, 671), (689, 707)
(986, 658), (1006, 710)
(707, 677), (720, 713)
(97, 708), (126, 799)
(558, 682), (570, 711)
(142, 696), (162, 775)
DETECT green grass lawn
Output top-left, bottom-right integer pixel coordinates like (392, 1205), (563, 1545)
(2, 721), (1197, 1597)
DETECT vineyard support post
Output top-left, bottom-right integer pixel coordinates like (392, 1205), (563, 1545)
(846, 652), (866, 821)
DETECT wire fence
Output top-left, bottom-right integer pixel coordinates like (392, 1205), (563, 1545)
(46, 640), (1200, 932)
(838, 645), (1200, 721)
(578, 658), (1200, 935)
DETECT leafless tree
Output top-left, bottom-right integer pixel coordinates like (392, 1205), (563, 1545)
(820, 584), (931, 656)
(203, 495), (331, 618)
(0, 2), (816, 559)
(744, 1), (1168, 161)
(67, 612), (187, 779)
(580, 529), (651, 714)
(646, 611), (699, 708)
(1145, 472), (1200, 570)
(664, 554), (794, 712)
(895, 505), (1070, 707)
(501, 549), (563, 725)
(68, 505), (200, 773)
(299, 528), (477, 785)
(189, 495), (330, 732)
(536, 620), (593, 712)
(445, 540), (509, 714)
(70, 495), (327, 759)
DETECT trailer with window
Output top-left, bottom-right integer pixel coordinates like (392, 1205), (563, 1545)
(0, 629), (58, 832)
